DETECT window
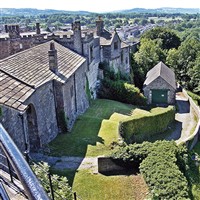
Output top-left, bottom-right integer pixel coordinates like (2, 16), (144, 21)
(114, 41), (118, 50)
(121, 52), (123, 63)
(19, 43), (23, 49)
(90, 45), (93, 63)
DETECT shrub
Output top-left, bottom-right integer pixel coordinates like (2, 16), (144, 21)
(98, 78), (147, 106)
(31, 161), (73, 200)
(111, 141), (190, 199)
(187, 90), (200, 106)
(120, 106), (175, 143)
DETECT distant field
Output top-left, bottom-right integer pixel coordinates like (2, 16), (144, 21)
(148, 16), (183, 22)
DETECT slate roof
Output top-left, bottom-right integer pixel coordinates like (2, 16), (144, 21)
(143, 61), (176, 89)
(0, 40), (86, 111)
(0, 70), (34, 111)
(121, 41), (129, 49)
(0, 40), (86, 88)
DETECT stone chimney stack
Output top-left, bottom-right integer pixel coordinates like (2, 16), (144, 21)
(36, 22), (41, 35)
(96, 16), (104, 36)
(72, 21), (82, 55)
(5, 25), (8, 33)
(48, 42), (58, 73)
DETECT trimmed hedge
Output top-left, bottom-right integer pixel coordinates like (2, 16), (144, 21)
(120, 106), (175, 143)
(187, 90), (200, 106)
(111, 141), (190, 199)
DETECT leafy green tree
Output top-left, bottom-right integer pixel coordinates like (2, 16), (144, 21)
(166, 36), (200, 90)
(32, 162), (73, 200)
(141, 27), (181, 50)
(133, 38), (165, 88)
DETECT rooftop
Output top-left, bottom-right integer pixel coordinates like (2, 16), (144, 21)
(0, 40), (86, 111)
(144, 61), (176, 89)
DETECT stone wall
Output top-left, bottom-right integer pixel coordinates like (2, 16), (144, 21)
(0, 106), (25, 152)
(120, 47), (130, 75)
(110, 34), (121, 60)
(0, 39), (10, 59)
(98, 157), (139, 174)
(24, 81), (58, 149)
(62, 62), (89, 130)
(181, 89), (200, 149)
(143, 77), (176, 104)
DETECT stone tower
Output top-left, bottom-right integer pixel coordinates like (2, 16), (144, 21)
(72, 21), (82, 55)
(96, 16), (104, 36)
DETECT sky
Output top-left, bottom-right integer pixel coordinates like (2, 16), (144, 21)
(0, 0), (200, 13)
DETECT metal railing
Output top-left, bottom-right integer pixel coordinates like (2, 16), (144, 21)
(0, 180), (10, 200)
(0, 123), (49, 200)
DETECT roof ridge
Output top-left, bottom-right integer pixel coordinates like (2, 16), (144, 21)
(0, 69), (35, 89)
(0, 40), (54, 63)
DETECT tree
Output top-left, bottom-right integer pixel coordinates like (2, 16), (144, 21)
(166, 36), (200, 91)
(141, 27), (181, 50)
(32, 162), (73, 200)
(132, 38), (165, 88)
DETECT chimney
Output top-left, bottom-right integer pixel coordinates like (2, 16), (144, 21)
(48, 42), (58, 73)
(16, 25), (20, 36)
(36, 22), (41, 35)
(96, 16), (104, 36)
(5, 25), (8, 33)
(72, 21), (82, 55)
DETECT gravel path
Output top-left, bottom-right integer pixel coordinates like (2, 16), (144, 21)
(30, 153), (98, 172)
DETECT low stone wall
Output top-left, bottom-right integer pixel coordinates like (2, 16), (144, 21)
(98, 157), (139, 174)
(181, 89), (200, 149)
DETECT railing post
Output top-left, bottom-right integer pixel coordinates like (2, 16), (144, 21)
(74, 192), (77, 200)
(24, 150), (29, 164)
(48, 173), (54, 200)
(6, 157), (13, 183)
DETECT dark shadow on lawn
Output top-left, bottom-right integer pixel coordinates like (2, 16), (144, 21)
(176, 99), (190, 114)
(100, 168), (139, 176)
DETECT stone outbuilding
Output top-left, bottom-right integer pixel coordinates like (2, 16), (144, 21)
(143, 62), (176, 105)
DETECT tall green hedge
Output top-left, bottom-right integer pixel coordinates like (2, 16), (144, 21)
(120, 106), (175, 143)
(111, 141), (190, 199)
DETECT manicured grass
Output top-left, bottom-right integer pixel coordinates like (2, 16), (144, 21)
(48, 99), (135, 157)
(72, 169), (148, 200)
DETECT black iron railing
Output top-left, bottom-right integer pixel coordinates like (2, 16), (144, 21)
(0, 123), (49, 200)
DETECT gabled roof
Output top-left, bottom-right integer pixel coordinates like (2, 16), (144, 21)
(121, 41), (129, 49)
(143, 62), (176, 89)
(0, 70), (34, 111)
(0, 40), (86, 88)
(0, 40), (86, 112)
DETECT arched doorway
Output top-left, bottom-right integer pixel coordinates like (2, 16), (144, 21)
(27, 104), (40, 151)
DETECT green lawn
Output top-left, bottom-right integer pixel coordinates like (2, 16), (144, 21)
(72, 169), (148, 200)
(48, 99), (135, 157)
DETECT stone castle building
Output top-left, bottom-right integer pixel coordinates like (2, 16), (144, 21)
(0, 17), (130, 153)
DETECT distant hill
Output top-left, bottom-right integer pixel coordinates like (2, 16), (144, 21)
(0, 7), (199, 16)
(0, 8), (92, 16)
(118, 7), (199, 14)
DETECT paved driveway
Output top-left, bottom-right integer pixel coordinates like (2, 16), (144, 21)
(166, 92), (197, 143)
